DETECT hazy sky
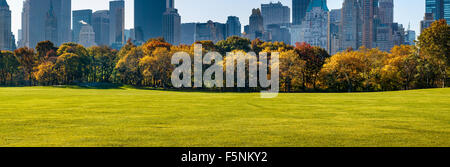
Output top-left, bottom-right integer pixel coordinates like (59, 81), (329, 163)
(7, 0), (425, 37)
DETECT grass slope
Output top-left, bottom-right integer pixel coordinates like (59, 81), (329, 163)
(0, 87), (449, 147)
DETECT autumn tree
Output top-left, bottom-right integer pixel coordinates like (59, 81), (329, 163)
(295, 42), (330, 90)
(14, 47), (36, 85)
(139, 47), (174, 87)
(279, 50), (305, 92)
(115, 46), (144, 85)
(417, 19), (450, 87)
(36, 41), (58, 63)
(142, 38), (172, 55)
(34, 61), (57, 85)
(380, 45), (419, 90)
(250, 38), (264, 54)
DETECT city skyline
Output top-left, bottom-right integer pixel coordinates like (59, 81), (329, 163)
(6, 0), (425, 38)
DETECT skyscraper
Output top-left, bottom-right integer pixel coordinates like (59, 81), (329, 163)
(328, 9), (341, 55)
(0, 0), (13, 51)
(261, 2), (290, 28)
(226, 16), (241, 37)
(361, 0), (377, 49)
(73, 9), (92, 43)
(92, 10), (110, 46)
(340, 0), (361, 51)
(426, 0), (444, 20)
(292, 0), (311, 25)
(375, 0), (394, 51)
(21, 0), (71, 47)
(163, 0), (181, 45)
(248, 8), (264, 40)
(45, 1), (58, 44)
(135, 0), (166, 42)
(109, 0), (125, 46)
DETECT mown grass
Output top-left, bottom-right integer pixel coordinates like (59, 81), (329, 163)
(0, 87), (449, 147)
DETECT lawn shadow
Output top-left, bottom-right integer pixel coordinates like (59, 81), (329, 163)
(52, 83), (126, 90)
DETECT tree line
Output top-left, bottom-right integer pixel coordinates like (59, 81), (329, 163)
(0, 20), (449, 92)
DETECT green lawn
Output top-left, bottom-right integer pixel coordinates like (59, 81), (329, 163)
(0, 87), (449, 147)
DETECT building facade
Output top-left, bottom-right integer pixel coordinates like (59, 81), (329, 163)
(21, 0), (71, 47)
(340, 0), (361, 51)
(426, 0), (444, 20)
(444, 0), (450, 23)
(163, 0), (181, 45)
(292, 0), (329, 49)
(421, 13), (435, 33)
(135, 0), (166, 42)
(45, 1), (58, 44)
(195, 20), (226, 43)
(374, 0), (394, 51)
(92, 10), (110, 46)
(78, 23), (96, 47)
(261, 2), (290, 28)
(0, 0), (13, 51)
(328, 9), (341, 55)
(181, 23), (196, 45)
(361, 0), (377, 49)
(248, 8), (264, 40)
(73, 9), (92, 43)
(226, 16), (241, 37)
(292, 0), (311, 25)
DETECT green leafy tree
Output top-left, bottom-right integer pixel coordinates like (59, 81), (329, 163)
(216, 36), (251, 54)
(89, 46), (118, 82)
(0, 51), (20, 85)
(55, 53), (88, 84)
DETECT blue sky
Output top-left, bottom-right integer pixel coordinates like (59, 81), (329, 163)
(7, 0), (424, 37)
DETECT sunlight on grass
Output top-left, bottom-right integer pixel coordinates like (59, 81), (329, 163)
(0, 87), (449, 147)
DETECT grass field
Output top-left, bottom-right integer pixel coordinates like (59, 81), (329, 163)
(0, 86), (449, 147)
